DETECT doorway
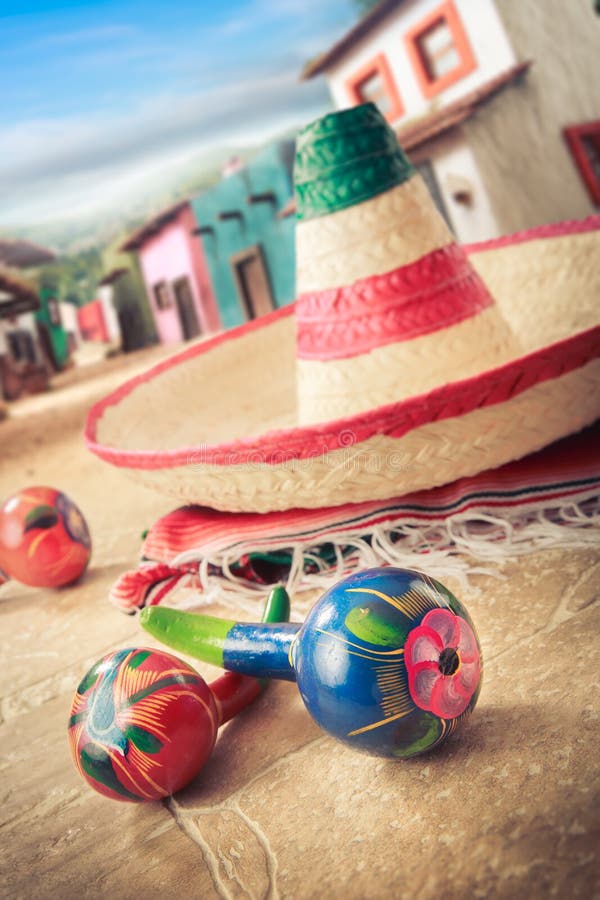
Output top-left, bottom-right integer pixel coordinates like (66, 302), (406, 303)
(172, 276), (201, 340)
(230, 245), (274, 320)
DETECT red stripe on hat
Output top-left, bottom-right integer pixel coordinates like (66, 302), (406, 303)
(296, 244), (493, 360)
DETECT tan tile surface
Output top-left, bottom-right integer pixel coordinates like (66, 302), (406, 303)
(0, 349), (598, 898)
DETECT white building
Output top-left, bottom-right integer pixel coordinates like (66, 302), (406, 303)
(0, 267), (49, 400)
(302, 0), (600, 241)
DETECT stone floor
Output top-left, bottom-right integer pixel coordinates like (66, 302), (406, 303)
(0, 347), (598, 899)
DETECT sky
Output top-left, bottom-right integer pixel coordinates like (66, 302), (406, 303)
(0, 0), (358, 228)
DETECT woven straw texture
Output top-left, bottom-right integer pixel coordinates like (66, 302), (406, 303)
(87, 223), (600, 512)
(470, 227), (600, 349)
(294, 103), (415, 221)
(296, 177), (454, 292)
(96, 315), (296, 452)
(297, 305), (519, 423)
(295, 147), (521, 423)
(100, 359), (600, 512)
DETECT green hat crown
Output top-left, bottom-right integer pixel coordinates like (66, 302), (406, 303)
(294, 103), (415, 221)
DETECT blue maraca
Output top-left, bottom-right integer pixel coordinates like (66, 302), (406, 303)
(140, 568), (483, 759)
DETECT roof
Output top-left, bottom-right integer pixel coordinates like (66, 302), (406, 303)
(98, 267), (128, 287)
(284, 62), (530, 217)
(119, 201), (189, 252)
(398, 60), (531, 150)
(0, 266), (40, 318)
(0, 238), (55, 269)
(302, 0), (402, 79)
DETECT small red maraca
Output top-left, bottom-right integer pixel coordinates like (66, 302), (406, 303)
(0, 486), (91, 587)
(67, 586), (290, 802)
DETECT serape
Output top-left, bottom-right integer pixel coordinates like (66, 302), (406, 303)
(110, 423), (600, 614)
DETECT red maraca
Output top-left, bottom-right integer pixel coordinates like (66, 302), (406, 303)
(0, 486), (91, 587)
(67, 587), (289, 801)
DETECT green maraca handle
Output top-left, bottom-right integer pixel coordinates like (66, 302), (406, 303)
(157, 585), (293, 724)
(140, 587), (299, 682)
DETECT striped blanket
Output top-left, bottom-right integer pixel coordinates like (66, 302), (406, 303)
(110, 422), (600, 614)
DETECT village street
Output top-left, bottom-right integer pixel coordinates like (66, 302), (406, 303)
(0, 345), (598, 898)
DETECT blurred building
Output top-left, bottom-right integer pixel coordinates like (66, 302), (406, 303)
(58, 300), (82, 354)
(0, 238), (78, 399)
(77, 297), (120, 345)
(0, 267), (50, 400)
(302, 0), (600, 241)
(98, 246), (158, 352)
(120, 140), (296, 342)
(191, 140), (296, 329)
(36, 284), (71, 371)
(120, 201), (220, 345)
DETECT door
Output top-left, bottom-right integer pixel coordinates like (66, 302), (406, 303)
(231, 245), (274, 320)
(172, 276), (201, 340)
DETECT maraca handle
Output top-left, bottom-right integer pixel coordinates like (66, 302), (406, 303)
(140, 607), (299, 682)
(210, 672), (263, 724)
(205, 585), (294, 724)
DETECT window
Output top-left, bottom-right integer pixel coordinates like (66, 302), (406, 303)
(152, 281), (171, 311)
(47, 297), (61, 327)
(405, 0), (476, 99)
(7, 329), (36, 363)
(564, 121), (600, 205)
(346, 53), (404, 122)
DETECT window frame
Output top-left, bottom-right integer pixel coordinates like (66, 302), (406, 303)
(152, 280), (172, 311)
(404, 0), (476, 99)
(563, 121), (600, 205)
(345, 52), (404, 123)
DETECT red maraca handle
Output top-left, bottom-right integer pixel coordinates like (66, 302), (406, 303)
(210, 672), (263, 725)
(209, 583), (291, 724)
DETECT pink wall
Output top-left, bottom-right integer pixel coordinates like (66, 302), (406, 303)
(138, 205), (221, 345)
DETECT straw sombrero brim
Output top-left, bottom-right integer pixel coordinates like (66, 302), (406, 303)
(85, 218), (600, 513)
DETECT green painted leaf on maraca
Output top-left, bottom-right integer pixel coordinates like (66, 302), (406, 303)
(80, 743), (142, 802)
(75, 660), (103, 697)
(345, 602), (410, 648)
(125, 725), (162, 754)
(23, 505), (59, 532)
(392, 712), (444, 759)
(129, 650), (151, 669)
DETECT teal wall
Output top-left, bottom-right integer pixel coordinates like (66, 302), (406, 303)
(191, 141), (296, 329)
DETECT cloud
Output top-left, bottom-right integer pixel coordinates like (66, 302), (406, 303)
(0, 0), (354, 226)
(0, 68), (329, 225)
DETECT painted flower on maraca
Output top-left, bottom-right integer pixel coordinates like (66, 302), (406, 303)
(0, 486), (91, 587)
(68, 648), (218, 802)
(404, 608), (481, 719)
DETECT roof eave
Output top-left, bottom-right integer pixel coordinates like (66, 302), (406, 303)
(301, 0), (403, 80)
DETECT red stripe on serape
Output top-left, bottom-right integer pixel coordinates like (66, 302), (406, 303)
(296, 244), (493, 360)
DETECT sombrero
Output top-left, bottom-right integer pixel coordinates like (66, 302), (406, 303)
(85, 104), (600, 514)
